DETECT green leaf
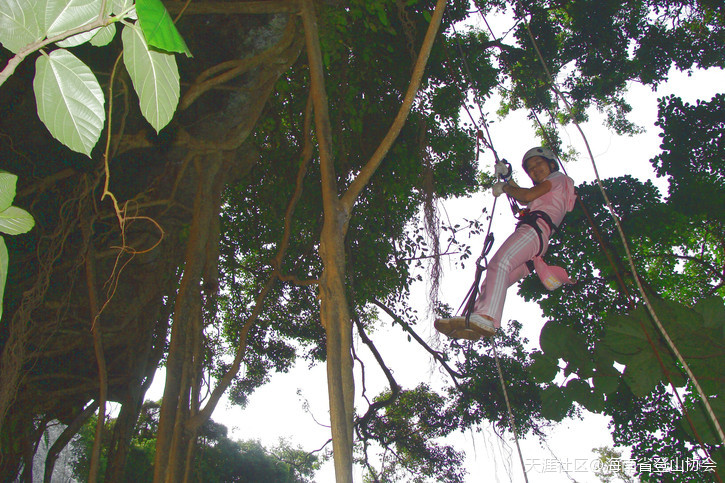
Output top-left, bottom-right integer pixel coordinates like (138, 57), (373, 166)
(693, 296), (725, 330)
(0, 206), (35, 235)
(540, 321), (592, 375)
(540, 384), (570, 422)
(121, 23), (180, 132)
(0, 0), (43, 53)
(539, 320), (569, 357)
(55, 26), (99, 47)
(565, 378), (605, 412)
(527, 350), (559, 383)
(0, 236), (7, 321)
(44, 0), (101, 37)
(0, 172), (18, 212)
(34, 49), (105, 157)
(680, 393), (725, 445)
(622, 350), (670, 397)
(112, 0), (136, 19)
(592, 372), (620, 396)
(565, 378), (591, 402)
(135, 0), (191, 56)
(89, 22), (116, 47)
(603, 298), (722, 397)
(54, 0), (116, 47)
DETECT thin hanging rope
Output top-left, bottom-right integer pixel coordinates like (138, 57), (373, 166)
(519, 11), (725, 448)
(446, 18), (531, 483)
(492, 339), (530, 483)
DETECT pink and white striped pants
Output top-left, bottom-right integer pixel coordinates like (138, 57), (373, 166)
(472, 222), (551, 327)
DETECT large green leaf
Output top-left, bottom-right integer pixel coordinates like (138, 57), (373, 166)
(0, 0), (43, 53)
(0, 172), (18, 212)
(540, 384), (570, 422)
(44, 0), (100, 37)
(539, 320), (593, 375)
(693, 296), (725, 331)
(680, 393), (725, 445)
(527, 350), (559, 383)
(135, 0), (190, 56)
(0, 236), (7, 321)
(0, 206), (35, 235)
(34, 49), (105, 157)
(122, 23), (180, 132)
(592, 371), (620, 396)
(602, 297), (722, 397)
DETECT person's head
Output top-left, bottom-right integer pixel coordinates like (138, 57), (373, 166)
(522, 146), (559, 184)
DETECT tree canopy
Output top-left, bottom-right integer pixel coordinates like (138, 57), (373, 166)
(0, 0), (723, 481)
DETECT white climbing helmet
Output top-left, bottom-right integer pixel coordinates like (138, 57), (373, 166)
(522, 146), (559, 172)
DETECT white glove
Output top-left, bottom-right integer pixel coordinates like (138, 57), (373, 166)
(494, 162), (509, 178)
(492, 181), (506, 197)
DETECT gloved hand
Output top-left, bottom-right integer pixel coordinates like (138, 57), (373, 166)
(492, 181), (507, 197)
(494, 162), (510, 179)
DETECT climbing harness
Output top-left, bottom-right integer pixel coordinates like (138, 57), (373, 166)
(516, 209), (558, 273)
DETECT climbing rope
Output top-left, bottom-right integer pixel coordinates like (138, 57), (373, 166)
(446, 18), (532, 483)
(516, 4), (725, 451)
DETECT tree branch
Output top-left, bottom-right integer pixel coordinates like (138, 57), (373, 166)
(352, 313), (400, 437)
(372, 298), (463, 386)
(301, 0), (339, 210)
(180, 17), (299, 111)
(0, 14), (116, 87)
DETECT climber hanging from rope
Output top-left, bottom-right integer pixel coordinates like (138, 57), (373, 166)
(435, 146), (577, 340)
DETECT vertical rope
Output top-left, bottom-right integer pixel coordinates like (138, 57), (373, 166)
(492, 339), (530, 483)
(445, 16), (532, 481)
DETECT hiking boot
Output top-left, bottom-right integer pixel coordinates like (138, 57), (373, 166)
(434, 314), (496, 340)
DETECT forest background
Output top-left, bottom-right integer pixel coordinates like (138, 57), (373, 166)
(0, 0), (723, 482)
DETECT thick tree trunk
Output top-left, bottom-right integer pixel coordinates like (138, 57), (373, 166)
(319, 211), (355, 482)
(300, 2), (356, 480)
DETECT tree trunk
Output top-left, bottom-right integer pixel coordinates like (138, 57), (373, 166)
(319, 209), (355, 482)
(153, 154), (223, 483)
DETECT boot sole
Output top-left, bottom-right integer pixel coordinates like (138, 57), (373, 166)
(434, 317), (495, 340)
